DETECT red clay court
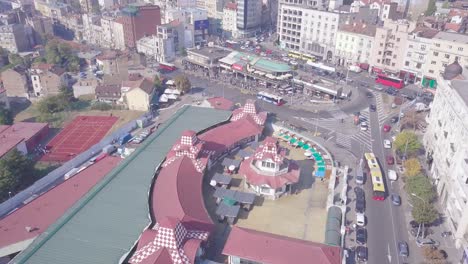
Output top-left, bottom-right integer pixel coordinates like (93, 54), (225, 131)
(41, 115), (118, 162)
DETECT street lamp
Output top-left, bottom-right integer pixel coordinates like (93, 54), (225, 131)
(411, 193), (427, 239)
(8, 191), (11, 199)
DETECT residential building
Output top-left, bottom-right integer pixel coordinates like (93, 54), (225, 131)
(0, 67), (29, 98)
(101, 15), (126, 50)
(122, 78), (155, 111)
(445, 9), (468, 34)
(369, 19), (415, 75)
(278, 7), (343, 60)
(165, 7), (208, 46)
(402, 27), (438, 85)
(236, 0), (262, 38)
(423, 61), (468, 250)
(72, 78), (100, 98)
(222, 2), (237, 38)
(0, 122), (49, 159)
(95, 84), (121, 102)
(223, 226), (341, 264)
(30, 63), (68, 97)
(335, 22), (376, 66)
(99, 0), (115, 9)
(96, 51), (129, 76)
(239, 136), (300, 199)
(423, 32), (468, 89)
(80, 0), (98, 13)
(121, 4), (161, 48)
(25, 15), (54, 46)
(136, 21), (183, 62)
(0, 23), (30, 53)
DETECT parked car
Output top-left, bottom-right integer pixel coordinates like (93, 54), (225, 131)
(416, 238), (439, 248)
(354, 187), (365, 200)
(391, 193), (401, 206)
(356, 172), (365, 185)
(386, 155), (395, 165)
(366, 92), (373, 98)
(384, 139), (392, 149)
(360, 122), (368, 131)
(356, 228), (367, 245)
(383, 124), (392, 132)
(356, 213), (366, 226)
(355, 197), (366, 213)
(356, 246), (368, 262)
(398, 242), (409, 257)
(370, 104), (376, 112)
(390, 116), (399, 123)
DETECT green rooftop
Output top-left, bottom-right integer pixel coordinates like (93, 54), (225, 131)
(231, 52), (291, 73)
(12, 106), (231, 264)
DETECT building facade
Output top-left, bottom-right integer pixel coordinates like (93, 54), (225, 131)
(278, 6), (342, 60)
(369, 19), (415, 74)
(0, 67), (29, 98)
(402, 28), (437, 85)
(335, 22), (376, 66)
(236, 0), (262, 38)
(0, 24), (29, 53)
(30, 64), (68, 97)
(222, 3), (237, 38)
(121, 4), (161, 48)
(423, 32), (468, 89)
(423, 62), (468, 250)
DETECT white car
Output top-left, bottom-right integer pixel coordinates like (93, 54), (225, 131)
(384, 139), (392, 149)
(360, 123), (368, 131)
(356, 213), (366, 227)
(290, 60), (298, 66)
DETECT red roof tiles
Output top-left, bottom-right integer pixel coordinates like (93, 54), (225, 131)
(223, 226), (341, 264)
(0, 156), (120, 256)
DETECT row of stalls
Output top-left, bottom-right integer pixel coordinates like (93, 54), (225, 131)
(276, 130), (332, 179)
(158, 80), (181, 108)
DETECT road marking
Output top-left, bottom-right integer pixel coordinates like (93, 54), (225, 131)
(326, 136), (334, 141)
(387, 244), (392, 263)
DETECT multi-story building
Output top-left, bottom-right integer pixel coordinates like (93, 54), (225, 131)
(236, 0), (262, 38)
(121, 4), (161, 48)
(335, 22), (376, 66)
(30, 64), (69, 97)
(423, 61), (468, 250)
(25, 15), (54, 45)
(423, 32), (468, 89)
(0, 66), (30, 98)
(402, 27), (438, 85)
(278, 6), (343, 60)
(222, 2), (237, 38)
(137, 21), (183, 62)
(80, 0), (98, 13)
(369, 19), (415, 75)
(165, 7), (208, 46)
(0, 23), (29, 53)
(101, 16), (126, 50)
(99, 0), (115, 9)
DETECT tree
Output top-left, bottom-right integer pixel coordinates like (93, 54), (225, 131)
(404, 158), (421, 177)
(0, 103), (13, 125)
(425, 0), (437, 16)
(0, 149), (34, 201)
(7, 53), (23, 66)
(412, 200), (438, 225)
(405, 175), (436, 203)
(174, 75), (191, 94)
(59, 85), (74, 102)
(423, 246), (447, 264)
(37, 95), (69, 114)
(154, 76), (164, 93)
(394, 131), (421, 157)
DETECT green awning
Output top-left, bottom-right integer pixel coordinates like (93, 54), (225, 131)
(317, 167), (325, 172)
(289, 138), (297, 144)
(297, 141), (304, 147)
(284, 135), (291, 140)
(302, 144), (310, 150)
(316, 161), (325, 166)
(223, 198), (237, 206)
(325, 206), (342, 246)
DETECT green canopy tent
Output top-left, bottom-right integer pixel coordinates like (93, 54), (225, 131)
(289, 138), (297, 145)
(302, 144), (310, 150)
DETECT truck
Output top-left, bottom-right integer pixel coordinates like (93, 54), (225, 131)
(118, 133), (132, 145)
(103, 144), (117, 154)
(349, 65), (362, 73)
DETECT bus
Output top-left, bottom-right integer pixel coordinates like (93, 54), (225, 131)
(159, 62), (177, 72)
(364, 152), (386, 201)
(288, 51), (302, 59)
(288, 51), (316, 62)
(375, 74), (404, 89)
(302, 53), (316, 62)
(257, 91), (285, 106)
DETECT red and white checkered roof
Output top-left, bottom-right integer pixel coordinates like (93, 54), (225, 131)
(163, 131), (207, 173)
(231, 100), (267, 126)
(130, 219), (209, 264)
(253, 137), (284, 164)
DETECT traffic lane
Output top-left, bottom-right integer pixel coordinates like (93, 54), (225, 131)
(368, 105), (401, 264)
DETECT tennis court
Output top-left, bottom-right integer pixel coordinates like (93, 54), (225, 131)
(41, 116), (118, 162)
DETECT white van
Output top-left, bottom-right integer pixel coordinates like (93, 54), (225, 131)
(388, 169), (398, 181)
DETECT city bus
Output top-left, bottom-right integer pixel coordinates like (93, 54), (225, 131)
(288, 51), (302, 59)
(375, 74), (404, 89)
(302, 53), (316, 62)
(256, 91), (285, 106)
(159, 62), (177, 72)
(364, 152), (386, 201)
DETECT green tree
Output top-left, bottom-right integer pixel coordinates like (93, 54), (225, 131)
(154, 76), (164, 93)
(394, 131), (421, 156)
(425, 0), (437, 16)
(66, 56), (80, 72)
(7, 53), (23, 66)
(405, 175), (436, 203)
(412, 199), (438, 225)
(0, 149), (34, 200)
(0, 103), (13, 125)
(174, 75), (191, 94)
(423, 244), (447, 264)
(403, 158), (421, 177)
(37, 96), (69, 114)
(59, 85), (74, 102)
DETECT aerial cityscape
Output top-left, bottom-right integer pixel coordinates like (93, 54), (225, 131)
(0, 0), (467, 263)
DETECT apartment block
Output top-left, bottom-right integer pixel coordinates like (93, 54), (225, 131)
(236, 0), (262, 38)
(121, 4), (161, 48)
(335, 22), (376, 66)
(424, 32), (468, 88)
(369, 19), (415, 74)
(0, 23), (29, 53)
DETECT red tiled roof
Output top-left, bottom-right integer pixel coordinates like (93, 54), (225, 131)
(0, 156), (121, 256)
(199, 115), (263, 154)
(238, 158), (300, 189)
(206, 97), (234, 110)
(152, 156), (214, 232)
(445, 23), (462, 32)
(222, 226), (341, 264)
(31, 63), (54, 71)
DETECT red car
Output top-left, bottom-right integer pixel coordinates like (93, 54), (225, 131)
(386, 155), (395, 165)
(383, 124), (391, 132)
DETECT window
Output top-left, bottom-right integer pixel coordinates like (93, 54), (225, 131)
(420, 45), (426, 50)
(435, 43), (440, 47)
(433, 52), (439, 56)
(429, 70), (434, 73)
(448, 45), (452, 49)
(458, 47), (464, 51)
(378, 51), (382, 55)
(405, 61), (410, 66)
(407, 52), (412, 57)
(392, 63), (395, 66)
(377, 59), (381, 63)
(416, 63), (422, 69)
(445, 54), (450, 59)
(431, 61), (436, 64)
(397, 38), (401, 42)
(409, 44), (414, 48)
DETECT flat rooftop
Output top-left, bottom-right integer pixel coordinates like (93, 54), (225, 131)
(433, 31), (468, 44)
(0, 156), (121, 258)
(0, 122), (48, 158)
(12, 106), (231, 264)
(188, 47), (231, 60)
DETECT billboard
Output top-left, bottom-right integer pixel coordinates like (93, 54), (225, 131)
(194, 19), (209, 30)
